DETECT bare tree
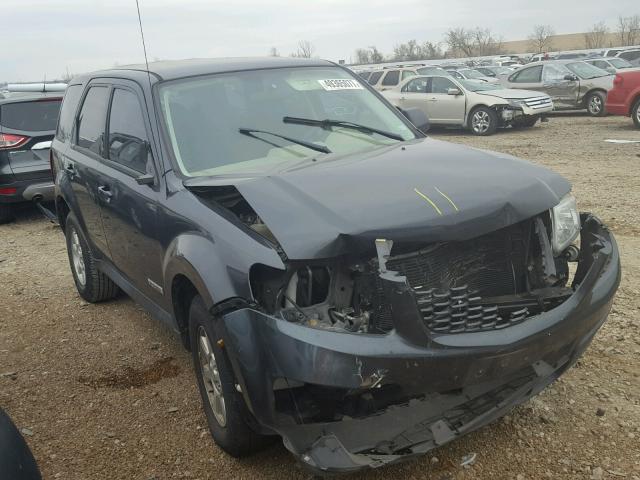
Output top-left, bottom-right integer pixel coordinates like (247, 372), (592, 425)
(617, 15), (640, 46)
(368, 46), (385, 63)
(444, 28), (474, 57)
(528, 25), (555, 53)
(354, 48), (371, 64)
(292, 40), (315, 58)
(584, 21), (609, 49)
(268, 47), (280, 57)
(472, 28), (503, 56)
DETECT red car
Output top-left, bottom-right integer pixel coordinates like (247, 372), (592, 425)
(606, 70), (640, 128)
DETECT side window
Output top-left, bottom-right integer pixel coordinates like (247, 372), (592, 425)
(620, 50), (640, 61)
(402, 78), (428, 93)
(381, 70), (400, 86)
(76, 86), (110, 155)
(359, 72), (371, 81)
(401, 70), (416, 81)
(449, 71), (463, 79)
(509, 66), (542, 83)
(55, 84), (83, 142)
(542, 65), (567, 83)
(107, 89), (149, 174)
(367, 71), (383, 85)
(430, 77), (457, 94)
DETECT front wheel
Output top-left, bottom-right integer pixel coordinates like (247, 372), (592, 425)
(586, 91), (606, 117)
(469, 107), (498, 136)
(189, 295), (270, 457)
(632, 98), (640, 129)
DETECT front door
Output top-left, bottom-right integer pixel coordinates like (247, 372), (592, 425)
(425, 76), (466, 124)
(98, 83), (164, 302)
(542, 64), (579, 108)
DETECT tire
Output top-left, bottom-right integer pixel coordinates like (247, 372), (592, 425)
(64, 212), (119, 303)
(632, 98), (640, 129)
(189, 295), (269, 457)
(469, 106), (498, 136)
(0, 204), (14, 225)
(585, 91), (606, 117)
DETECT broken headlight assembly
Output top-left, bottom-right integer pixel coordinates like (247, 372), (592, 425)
(550, 194), (580, 255)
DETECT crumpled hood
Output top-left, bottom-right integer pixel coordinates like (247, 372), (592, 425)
(187, 138), (571, 259)
(480, 89), (549, 100)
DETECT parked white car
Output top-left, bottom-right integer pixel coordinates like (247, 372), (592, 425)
(383, 75), (553, 135)
(446, 68), (501, 85)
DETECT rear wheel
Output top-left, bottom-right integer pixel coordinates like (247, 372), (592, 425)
(0, 204), (14, 224)
(632, 98), (640, 129)
(189, 295), (270, 457)
(469, 107), (498, 136)
(64, 212), (119, 303)
(586, 91), (606, 117)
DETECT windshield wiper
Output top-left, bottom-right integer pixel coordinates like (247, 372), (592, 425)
(238, 128), (331, 154)
(283, 116), (404, 141)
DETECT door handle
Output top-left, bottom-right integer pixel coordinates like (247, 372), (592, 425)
(427, 97), (438, 102)
(97, 185), (113, 203)
(400, 96), (406, 100)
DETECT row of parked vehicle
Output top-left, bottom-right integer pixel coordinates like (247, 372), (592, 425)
(353, 57), (640, 135)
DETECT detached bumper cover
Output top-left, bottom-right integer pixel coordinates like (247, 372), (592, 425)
(221, 214), (620, 474)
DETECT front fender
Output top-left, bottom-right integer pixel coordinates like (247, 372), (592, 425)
(163, 232), (285, 310)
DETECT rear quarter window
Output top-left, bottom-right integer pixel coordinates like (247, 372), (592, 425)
(0, 98), (61, 131)
(55, 85), (84, 142)
(368, 71), (383, 85)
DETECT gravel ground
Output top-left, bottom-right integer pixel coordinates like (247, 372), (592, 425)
(1, 113), (639, 480)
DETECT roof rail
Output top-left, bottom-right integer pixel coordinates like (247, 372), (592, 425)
(7, 83), (67, 93)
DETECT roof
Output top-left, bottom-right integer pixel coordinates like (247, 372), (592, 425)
(523, 59), (592, 68)
(80, 57), (335, 82)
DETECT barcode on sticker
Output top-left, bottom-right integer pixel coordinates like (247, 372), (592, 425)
(318, 79), (363, 91)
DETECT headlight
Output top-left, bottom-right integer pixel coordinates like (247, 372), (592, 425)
(550, 194), (580, 255)
(508, 99), (525, 108)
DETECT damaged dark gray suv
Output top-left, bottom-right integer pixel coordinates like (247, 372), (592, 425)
(52, 58), (620, 475)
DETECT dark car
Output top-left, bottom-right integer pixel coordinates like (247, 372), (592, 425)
(52, 57), (620, 475)
(0, 92), (62, 223)
(606, 70), (640, 128)
(0, 409), (41, 480)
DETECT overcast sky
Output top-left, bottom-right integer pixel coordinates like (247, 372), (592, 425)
(3, 0), (637, 81)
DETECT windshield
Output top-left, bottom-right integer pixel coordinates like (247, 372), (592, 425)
(491, 67), (512, 75)
(566, 62), (610, 79)
(417, 67), (448, 75)
(459, 80), (498, 92)
(158, 67), (415, 177)
(460, 69), (485, 79)
(609, 58), (632, 69)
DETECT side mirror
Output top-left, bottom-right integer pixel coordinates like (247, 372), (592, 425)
(135, 173), (155, 186)
(401, 107), (429, 133)
(564, 74), (578, 81)
(447, 88), (462, 96)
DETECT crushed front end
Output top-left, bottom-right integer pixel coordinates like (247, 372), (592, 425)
(219, 213), (620, 474)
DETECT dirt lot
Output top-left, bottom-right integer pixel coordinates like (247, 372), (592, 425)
(1, 114), (639, 480)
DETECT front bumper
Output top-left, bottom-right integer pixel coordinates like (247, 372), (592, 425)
(220, 214), (620, 474)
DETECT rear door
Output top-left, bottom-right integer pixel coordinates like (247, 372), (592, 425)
(98, 82), (164, 300)
(65, 82), (112, 255)
(506, 65), (544, 92)
(0, 97), (61, 182)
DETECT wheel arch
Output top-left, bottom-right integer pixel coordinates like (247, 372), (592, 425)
(582, 88), (607, 108)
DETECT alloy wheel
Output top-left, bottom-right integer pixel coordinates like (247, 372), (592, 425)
(70, 229), (86, 287)
(472, 110), (491, 134)
(197, 326), (227, 427)
(588, 95), (602, 115)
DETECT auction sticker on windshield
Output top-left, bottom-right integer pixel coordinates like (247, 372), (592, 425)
(318, 79), (364, 91)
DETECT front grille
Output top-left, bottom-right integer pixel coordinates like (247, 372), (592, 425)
(370, 219), (534, 334)
(522, 96), (552, 109)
